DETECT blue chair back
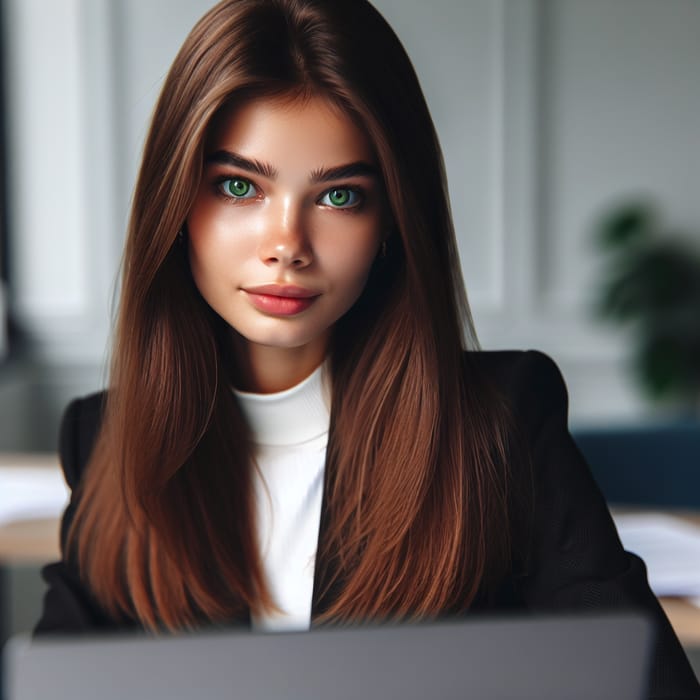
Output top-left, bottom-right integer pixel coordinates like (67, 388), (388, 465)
(572, 420), (700, 508)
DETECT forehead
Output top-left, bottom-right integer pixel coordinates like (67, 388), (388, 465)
(206, 94), (376, 168)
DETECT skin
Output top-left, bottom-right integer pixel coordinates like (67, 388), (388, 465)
(187, 95), (386, 393)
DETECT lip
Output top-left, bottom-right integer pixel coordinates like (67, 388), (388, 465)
(244, 284), (320, 298)
(243, 284), (321, 316)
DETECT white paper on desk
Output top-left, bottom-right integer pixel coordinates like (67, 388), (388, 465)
(613, 513), (700, 598)
(0, 467), (69, 526)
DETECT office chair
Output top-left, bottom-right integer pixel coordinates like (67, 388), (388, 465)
(572, 420), (700, 508)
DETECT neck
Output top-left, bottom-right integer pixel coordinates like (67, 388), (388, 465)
(232, 335), (328, 394)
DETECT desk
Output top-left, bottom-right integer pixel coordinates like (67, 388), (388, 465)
(1, 462), (700, 647)
(0, 455), (62, 563)
(0, 517), (60, 563)
(611, 509), (700, 647)
(666, 516), (700, 644)
(661, 598), (700, 646)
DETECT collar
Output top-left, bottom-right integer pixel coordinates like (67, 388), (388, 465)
(233, 363), (331, 447)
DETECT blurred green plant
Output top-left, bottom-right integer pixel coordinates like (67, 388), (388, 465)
(594, 201), (700, 407)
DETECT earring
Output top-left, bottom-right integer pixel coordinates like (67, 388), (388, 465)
(178, 229), (185, 244)
(379, 240), (387, 258)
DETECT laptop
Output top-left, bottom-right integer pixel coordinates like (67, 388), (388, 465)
(3, 612), (652, 700)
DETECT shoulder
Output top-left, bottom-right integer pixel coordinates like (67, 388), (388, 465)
(466, 349), (565, 392)
(466, 349), (569, 428)
(59, 391), (107, 490)
(465, 349), (576, 494)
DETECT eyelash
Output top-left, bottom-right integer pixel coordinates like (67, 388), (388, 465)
(213, 175), (366, 211)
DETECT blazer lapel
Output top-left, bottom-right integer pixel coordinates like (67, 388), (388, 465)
(310, 427), (343, 624)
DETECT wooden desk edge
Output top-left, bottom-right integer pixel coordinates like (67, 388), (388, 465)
(660, 598), (700, 647)
(0, 517), (61, 563)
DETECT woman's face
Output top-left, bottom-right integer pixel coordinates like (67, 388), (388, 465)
(187, 94), (385, 391)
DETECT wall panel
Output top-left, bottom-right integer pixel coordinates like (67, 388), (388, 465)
(4, 0), (700, 424)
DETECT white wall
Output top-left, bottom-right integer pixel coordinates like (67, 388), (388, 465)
(3, 0), (116, 364)
(3, 0), (700, 427)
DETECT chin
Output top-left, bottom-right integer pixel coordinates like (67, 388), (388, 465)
(240, 327), (326, 351)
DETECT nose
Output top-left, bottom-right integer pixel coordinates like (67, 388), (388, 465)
(258, 196), (313, 269)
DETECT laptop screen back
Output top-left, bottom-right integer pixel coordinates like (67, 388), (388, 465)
(4, 613), (652, 700)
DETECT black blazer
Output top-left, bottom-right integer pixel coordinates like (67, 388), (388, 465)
(35, 350), (700, 698)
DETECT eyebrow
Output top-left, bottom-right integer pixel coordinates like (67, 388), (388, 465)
(206, 150), (277, 179)
(205, 149), (379, 184)
(309, 162), (379, 183)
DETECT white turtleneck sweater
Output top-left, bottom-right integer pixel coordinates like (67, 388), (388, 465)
(234, 364), (331, 632)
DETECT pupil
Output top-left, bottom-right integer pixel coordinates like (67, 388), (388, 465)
(230, 180), (248, 196)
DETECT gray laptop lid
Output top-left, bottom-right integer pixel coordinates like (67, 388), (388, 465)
(4, 613), (652, 700)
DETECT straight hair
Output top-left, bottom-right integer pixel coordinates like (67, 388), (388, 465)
(68, 0), (513, 630)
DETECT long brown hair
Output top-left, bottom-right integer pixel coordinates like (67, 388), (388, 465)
(68, 0), (513, 631)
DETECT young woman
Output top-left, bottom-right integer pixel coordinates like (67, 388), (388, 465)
(36, 0), (699, 696)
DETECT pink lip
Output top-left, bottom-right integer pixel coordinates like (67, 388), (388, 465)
(243, 285), (321, 316)
(244, 284), (320, 298)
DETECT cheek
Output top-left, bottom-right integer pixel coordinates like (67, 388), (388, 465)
(323, 234), (380, 295)
(186, 203), (251, 288)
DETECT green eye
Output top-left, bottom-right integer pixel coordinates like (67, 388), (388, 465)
(321, 188), (361, 208)
(221, 178), (256, 199)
